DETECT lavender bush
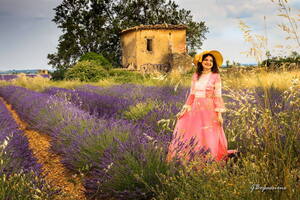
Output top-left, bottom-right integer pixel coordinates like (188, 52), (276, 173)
(76, 83), (188, 104)
(44, 87), (133, 119)
(85, 130), (177, 200)
(0, 99), (42, 175)
(0, 74), (18, 81)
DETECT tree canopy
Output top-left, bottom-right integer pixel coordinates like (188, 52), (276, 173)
(48, 0), (209, 73)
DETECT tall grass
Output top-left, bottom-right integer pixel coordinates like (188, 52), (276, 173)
(1, 68), (300, 92)
(222, 68), (300, 90)
(146, 79), (300, 200)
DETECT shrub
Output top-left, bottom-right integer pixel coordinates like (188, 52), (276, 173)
(65, 61), (108, 82)
(79, 52), (112, 71)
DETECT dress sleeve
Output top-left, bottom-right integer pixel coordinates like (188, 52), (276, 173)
(184, 73), (197, 108)
(213, 74), (226, 112)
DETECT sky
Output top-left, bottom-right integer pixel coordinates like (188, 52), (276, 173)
(0, 0), (299, 71)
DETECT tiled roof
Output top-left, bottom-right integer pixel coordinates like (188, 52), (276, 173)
(120, 24), (187, 34)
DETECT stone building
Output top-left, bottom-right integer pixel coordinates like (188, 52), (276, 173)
(38, 69), (49, 74)
(120, 24), (192, 73)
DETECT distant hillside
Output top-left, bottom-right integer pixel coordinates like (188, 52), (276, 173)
(0, 69), (53, 74)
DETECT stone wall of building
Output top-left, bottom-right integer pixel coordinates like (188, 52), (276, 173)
(168, 53), (193, 74)
(120, 30), (137, 69)
(135, 29), (186, 70)
(120, 24), (187, 73)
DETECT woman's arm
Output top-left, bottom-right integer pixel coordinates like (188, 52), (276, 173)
(183, 73), (197, 110)
(213, 74), (226, 113)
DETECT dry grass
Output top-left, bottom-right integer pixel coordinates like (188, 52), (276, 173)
(222, 68), (300, 90)
(1, 68), (300, 91)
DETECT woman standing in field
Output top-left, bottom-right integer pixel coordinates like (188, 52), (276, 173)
(167, 50), (237, 163)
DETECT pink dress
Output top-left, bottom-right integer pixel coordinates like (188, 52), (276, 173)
(167, 72), (236, 162)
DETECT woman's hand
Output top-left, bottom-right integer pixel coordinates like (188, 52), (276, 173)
(176, 109), (186, 119)
(176, 105), (191, 119)
(217, 112), (223, 125)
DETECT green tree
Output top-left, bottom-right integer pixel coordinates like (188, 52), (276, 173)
(48, 0), (209, 74)
(79, 52), (112, 71)
(226, 60), (230, 67)
(290, 51), (299, 59)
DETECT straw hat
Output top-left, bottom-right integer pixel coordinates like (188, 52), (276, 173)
(193, 50), (223, 67)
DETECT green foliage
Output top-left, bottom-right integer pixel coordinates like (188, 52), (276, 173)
(108, 69), (137, 77)
(79, 52), (112, 71)
(188, 51), (197, 58)
(0, 172), (57, 200)
(108, 69), (149, 83)
(65, 61), (108, 82)
(98, 142), (176, 199)
(72, 128), (130, 173)
(150, 156), (296, 200)
(48, 0), (208, 71)
(261, 51), (300, 68)
(49, 68), (66, 81)
(122, 101), (157, 121)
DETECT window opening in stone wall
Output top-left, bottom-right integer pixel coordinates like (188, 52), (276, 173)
(147, 39), (153, 51)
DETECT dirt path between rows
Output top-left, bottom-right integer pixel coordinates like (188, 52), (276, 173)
(0, 97), (86, 200)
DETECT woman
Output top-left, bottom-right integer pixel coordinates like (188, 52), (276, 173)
(167, 50), (237, 163)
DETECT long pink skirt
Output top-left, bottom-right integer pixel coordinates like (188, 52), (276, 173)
(167, 97), (236, 163)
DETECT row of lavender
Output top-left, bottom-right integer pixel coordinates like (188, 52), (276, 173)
(0, 85), (180, 199)
(0, 98), (57, 199)
(44, 84), (185, 131)
(0, 74), (50, 81)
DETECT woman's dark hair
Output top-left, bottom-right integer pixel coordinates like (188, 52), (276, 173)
(196, 53), (219, 79)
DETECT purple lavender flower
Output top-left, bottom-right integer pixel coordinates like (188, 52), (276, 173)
(44, 87), (133, 119)
(0, 74), (50, 81)
(0, 97), (58, 198)
(0, 74), (18, 81)
(0, 99), (42, 175)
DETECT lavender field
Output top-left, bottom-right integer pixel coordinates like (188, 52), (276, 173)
(0, 74), (50, 81)
(0, 72), (299, 200)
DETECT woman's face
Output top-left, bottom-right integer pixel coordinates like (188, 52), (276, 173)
(201, 55), (214, 70)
